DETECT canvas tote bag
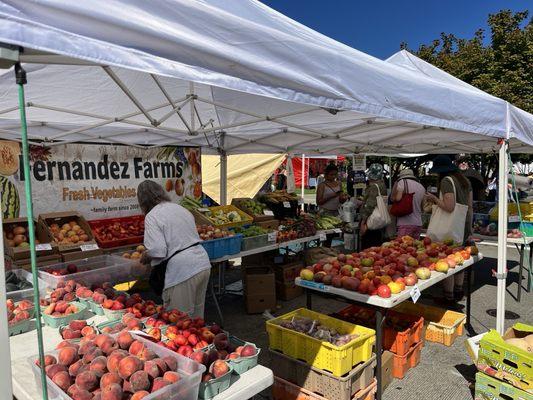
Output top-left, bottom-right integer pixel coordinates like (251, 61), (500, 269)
(427, 176), (468, 243)
(366, 184), (391, 230)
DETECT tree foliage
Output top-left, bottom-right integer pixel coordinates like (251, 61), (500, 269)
(399, 9), (533, 180)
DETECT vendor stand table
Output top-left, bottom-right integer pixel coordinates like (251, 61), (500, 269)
(473, 235), (532, 301)
(10, 314), (273, 400)
(295, 254), (483, 400)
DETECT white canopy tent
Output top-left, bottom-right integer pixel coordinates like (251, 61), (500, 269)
(0, 1), (532, 399)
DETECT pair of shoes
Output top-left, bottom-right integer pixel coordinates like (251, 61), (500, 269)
(454, 289), (465, 302)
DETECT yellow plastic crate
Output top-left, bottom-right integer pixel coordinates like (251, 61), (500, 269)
(393, 303), (465, 346)
(489, 202), (533, 221)
(266, 308), (375, 377)
(194, 205), (253, 229)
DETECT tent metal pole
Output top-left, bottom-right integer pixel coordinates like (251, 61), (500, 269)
(301, 154), (305, 202)
(150, 74), (193, 132)
(15, 63), (48, 399)
(0, 214), (13, 398)
(219, 132), (227, 205)
(190, 82), (195, 132)
(102, 66), (156, 125)
(496, 138), (508, 334)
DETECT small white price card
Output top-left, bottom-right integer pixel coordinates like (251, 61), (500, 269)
(283, 201), (291, 208)
(410, 284), (421, 303)
(35, 243), (52, 251)
(197, 208), (209, 213)
(333, 228), (342, 234)
(508, 215), (520, 223)
(319, 232), (327, 242)
(267, 232), (277, 242)
(263, 210), (274, 216)
(80, 243), (99, 252)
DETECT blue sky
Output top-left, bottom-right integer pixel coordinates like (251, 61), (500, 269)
(262, 0), (531, 59)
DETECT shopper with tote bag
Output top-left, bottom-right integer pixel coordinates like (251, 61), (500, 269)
(360, 163), (389, 249)
(425, 155), (473, 307)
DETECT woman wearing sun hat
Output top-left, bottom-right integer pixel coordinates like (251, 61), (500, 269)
(425, 155), (473, 306)
(391, 169), (426, 239)
(360, 163), (388, 249)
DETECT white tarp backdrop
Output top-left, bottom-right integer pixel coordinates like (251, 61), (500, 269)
(0, 0), (531, 155)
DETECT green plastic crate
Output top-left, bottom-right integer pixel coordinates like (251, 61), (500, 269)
(226, 336), (260, 375)
(475, 372), (533, 400)
(103, 307), (127, 321)
(198, 362), (233, 399)
(9, 318), (33, 336)
(41, 301), (87, 328)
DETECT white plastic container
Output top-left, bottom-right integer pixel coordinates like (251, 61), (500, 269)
(29, 332), (205, 400)
(37, 255), (140, 288)
(6, 269), (50, 302)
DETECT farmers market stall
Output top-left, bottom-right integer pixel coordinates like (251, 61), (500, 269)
(1, 1), (533, 400)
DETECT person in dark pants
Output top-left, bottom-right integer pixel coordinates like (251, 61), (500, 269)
(360, 164), (387, 250)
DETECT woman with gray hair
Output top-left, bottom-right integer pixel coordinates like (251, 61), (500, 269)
(138, 180), (211, 318)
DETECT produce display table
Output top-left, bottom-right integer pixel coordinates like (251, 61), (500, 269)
(295, 254), (484, 400)
(10, 314), (272, 400)
(473, 235), (532, 301)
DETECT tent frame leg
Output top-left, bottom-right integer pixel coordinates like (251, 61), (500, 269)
(496, 138), (508, 335)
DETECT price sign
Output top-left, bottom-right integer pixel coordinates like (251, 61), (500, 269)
(80, 243), (99, 252)
(197, 208), (209, 213)
(508, 215), (520, 223)
(263, 210), (274, 216)
(333, 228), (342, 234)
(410, 284), (421, 303)
(283, 201), (291, 208)
(267, 232), (277, 242)
(35, 243), (52, 251)
(298, 279), (330, 292)
(319, 232), (327, 242)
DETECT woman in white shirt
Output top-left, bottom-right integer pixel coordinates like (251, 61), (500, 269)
(138, 180), (211, 318)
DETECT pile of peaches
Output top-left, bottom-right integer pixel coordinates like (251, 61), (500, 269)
(300, 235), (477, 298)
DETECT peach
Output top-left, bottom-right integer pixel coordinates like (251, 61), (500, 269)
(101, 339), (119, 356)
(143, 360), (161, 380)
(122, 379), (133, 393)
(210, 360), (229, 378)
(62, 328), (82, 340)
(100, 372), (122, 389)
(58, 346), (79, 366)
(75, 370), (99, 392)
(81, 326), (97, 337)
(163, 371), (180, 384)
(154, 358), (168, 374)
(46, 363), (67, 379)
(101, 383), (123, 400)
(78, 341), (97, 355)
(151, 377), (170, 393)
(118, 356), (144, 380)
(36, 354), (57, 367)
(69, 387), (93, 400)
(131, 391), (149, 400)
(57, 340), (79, 351)
(82, 347), (103, 364)
(89, 356), (108, 377)
(52, 370), (71, 392)
(138, 348), (156, 361)
(130, 370), (150, 392)
(95, 334), (112, 348)
(240, 345), (257, 357)
(128, 340), (145, 356)
(68, 359), (85, 377)
(68, 320), (87, 331)
(162, 356), (177, 372)
(117, 332), (134, 350)
(107, 350), (128, 373)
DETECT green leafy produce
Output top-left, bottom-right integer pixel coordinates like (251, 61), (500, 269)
(314, 215), (343, 230)
(232, 225), (270, 237)
(180, 196), (203, 211)
(239, 199), (268, 215)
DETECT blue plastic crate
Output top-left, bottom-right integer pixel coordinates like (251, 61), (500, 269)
(201, 234), (242, 259)
(509, 221), (533, 237)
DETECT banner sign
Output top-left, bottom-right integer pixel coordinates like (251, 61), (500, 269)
(0, 141), (201, 220)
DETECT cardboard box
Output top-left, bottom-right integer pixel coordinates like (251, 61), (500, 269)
(275, 280), (303, 301)
(381, 351), (394, 391)
(243, 266), (276, 313)
(256, 219), (280, 230)
(39, 211), (97, 253)
(61, 248), (104, 262)
(3, 217), (58, 260)
(477, 323), (533, 392)
(274, 260), (304, 283)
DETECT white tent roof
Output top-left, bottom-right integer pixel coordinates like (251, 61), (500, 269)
(0, 0), (532, 154)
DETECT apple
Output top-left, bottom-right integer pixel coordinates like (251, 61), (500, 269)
(435, 261), (449, 273)
(377, 285), (391, 298)
(300, 269), (314, 281)
(415, 267), (431, 280)
(387, 281), (402, 294)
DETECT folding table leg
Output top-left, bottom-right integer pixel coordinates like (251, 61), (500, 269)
(518, 244), (524, 302)
(375, 308), (384, 400)
(209, 277), (224, 327)
(465, 266), (474, 335)
(528, 244), (532, 292)
(306, 289), (312, 310)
